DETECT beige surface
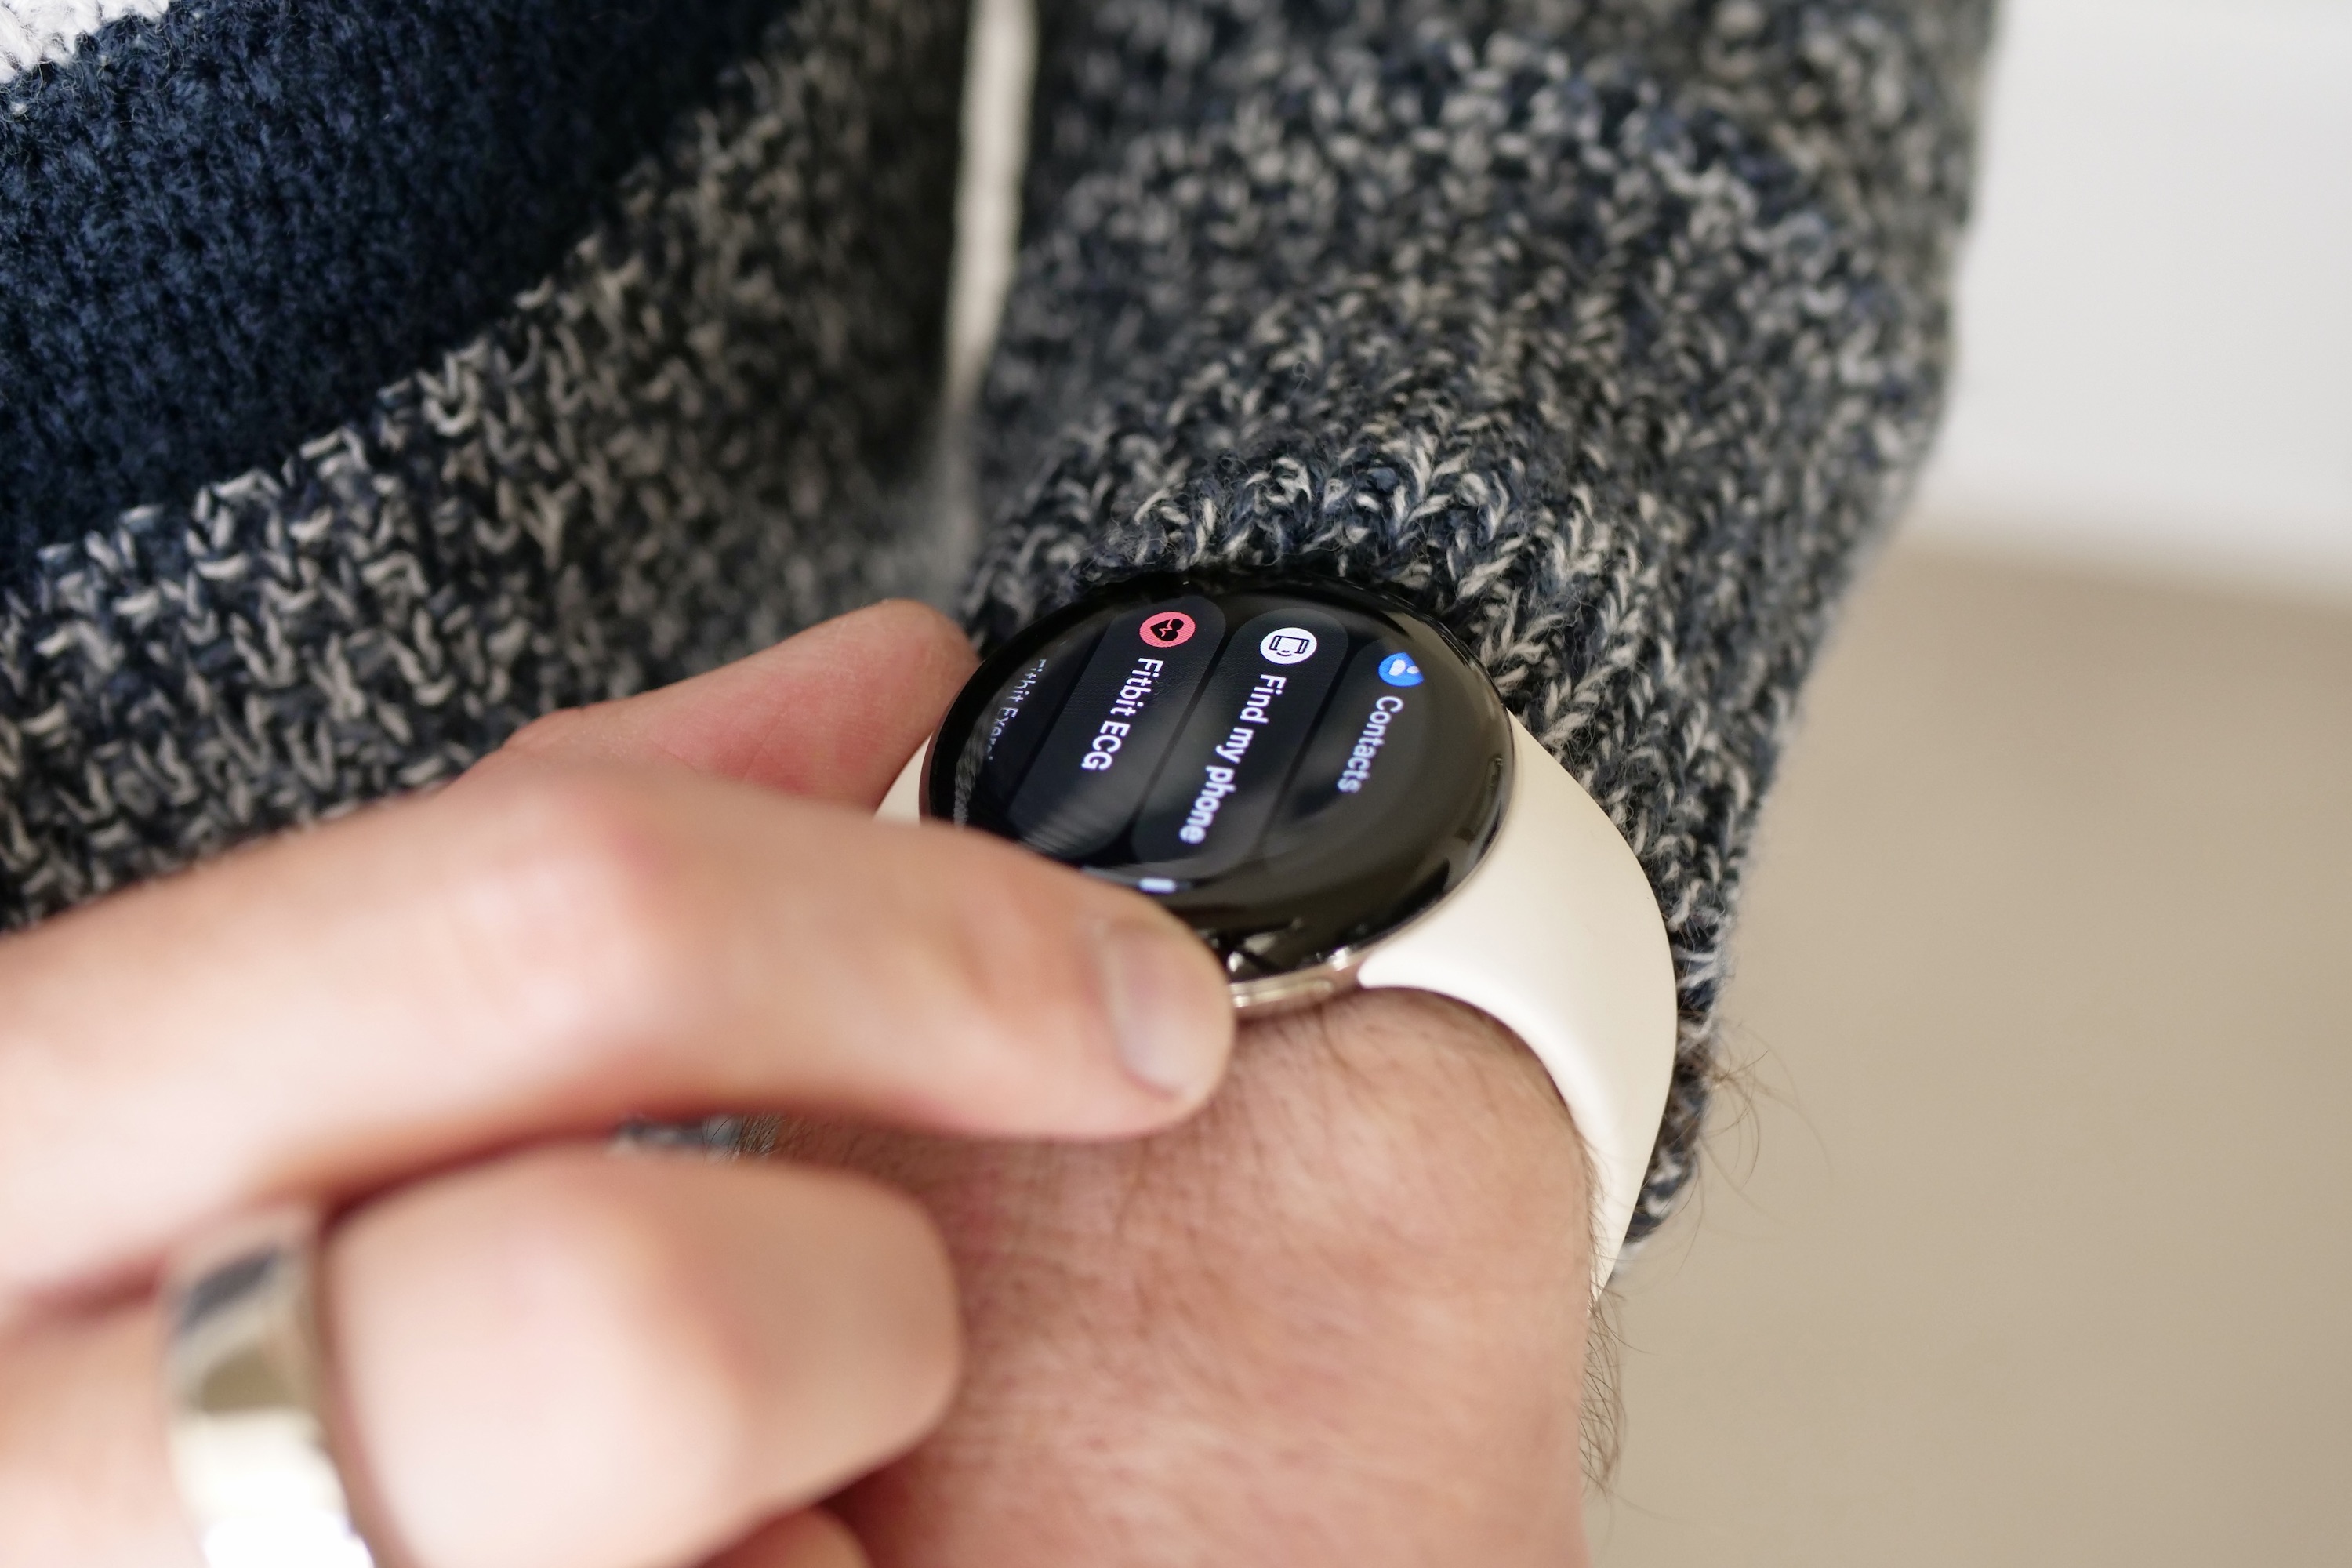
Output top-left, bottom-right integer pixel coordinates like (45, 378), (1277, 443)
(1587, 539), (2352, 1566)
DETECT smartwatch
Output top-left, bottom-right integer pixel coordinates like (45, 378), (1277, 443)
(880, 576), (1676, 1289)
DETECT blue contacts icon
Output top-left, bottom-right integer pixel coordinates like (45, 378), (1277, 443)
(1377, 652), (1424, 688)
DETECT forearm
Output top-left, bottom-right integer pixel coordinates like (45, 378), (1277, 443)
(970, 0), (1993, 1236)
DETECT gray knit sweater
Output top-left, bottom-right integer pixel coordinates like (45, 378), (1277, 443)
(0, 0), (1989, 1239)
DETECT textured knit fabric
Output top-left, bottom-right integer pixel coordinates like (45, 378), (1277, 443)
(0, 0), (802, 564)
(0, 0), (967, 916)
(0, 0), (1991, 1243)
(0, 0), (166, 82)
(974, 0), (1992, 1234)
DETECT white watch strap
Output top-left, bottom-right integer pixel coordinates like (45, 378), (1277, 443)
(877, 739), (927, 824)
(874, 717), (1678, 1291)
(1355, 717), (1677, 1291)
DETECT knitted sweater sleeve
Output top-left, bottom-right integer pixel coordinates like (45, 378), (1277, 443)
(966, 0), (1992, 1238)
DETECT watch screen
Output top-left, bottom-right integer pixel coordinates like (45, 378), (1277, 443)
(928, 578), (1513, 980)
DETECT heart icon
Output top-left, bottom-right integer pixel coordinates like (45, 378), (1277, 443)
(1142, 612), (1196, 648)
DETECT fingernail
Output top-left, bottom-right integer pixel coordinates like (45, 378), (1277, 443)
(1094, 921), (1232, 1099)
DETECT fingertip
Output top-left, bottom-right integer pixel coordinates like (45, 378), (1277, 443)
(471, 601), (977, 803)
(792, 601), (975, 710)
(843, 598), (975, 669)
(1095, 917), (1237, 1110)
(884, 835), (1246, 1140)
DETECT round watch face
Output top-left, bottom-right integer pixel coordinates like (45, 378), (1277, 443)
(927, 577), (1514, 982)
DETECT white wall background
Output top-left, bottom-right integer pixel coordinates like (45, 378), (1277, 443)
(1911, 0), (2352, 597)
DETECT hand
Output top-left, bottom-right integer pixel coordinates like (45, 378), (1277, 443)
(495, 608), (1608, 1561)
(0, 603), (1237, 1568)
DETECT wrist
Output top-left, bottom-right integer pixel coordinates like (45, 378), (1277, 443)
(799, 988), (1597, 1563)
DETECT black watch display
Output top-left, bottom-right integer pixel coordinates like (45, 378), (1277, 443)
(924, 577), (1514, 985)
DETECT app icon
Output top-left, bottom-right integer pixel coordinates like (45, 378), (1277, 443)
(1140, 611), (1196, 648)
(1260, 627), (1319, 665)
(1377, 652), (1424, 688)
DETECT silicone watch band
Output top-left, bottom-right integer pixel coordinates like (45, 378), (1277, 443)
(877, 717), (1677, 1292)
(1353, 718), (1675, 1289)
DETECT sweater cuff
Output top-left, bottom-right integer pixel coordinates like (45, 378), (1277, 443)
(966, 18), (1979, 1240)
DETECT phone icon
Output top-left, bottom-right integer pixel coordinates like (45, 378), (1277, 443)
(1260, 628), (1319, 665)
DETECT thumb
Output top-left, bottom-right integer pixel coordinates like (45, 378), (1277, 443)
(478, 600), (975, 805)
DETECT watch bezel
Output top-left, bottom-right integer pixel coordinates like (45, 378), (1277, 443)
(926, 574), (1516, 985)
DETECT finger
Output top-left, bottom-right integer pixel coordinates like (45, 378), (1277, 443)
(708, 1512), (870, 1568)
(0, 764), (1233, 1307)
(332, 1149), (953, 1568)
(0, 1310), (196, 1568)
(481, 600), (975, 806)
(0, 1149), (955, 1568)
